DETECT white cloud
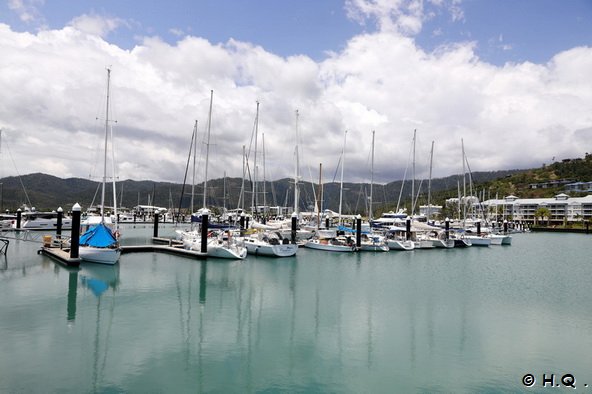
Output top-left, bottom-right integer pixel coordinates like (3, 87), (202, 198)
(67, 13), (126, 38)
(0, 19), (591, 189)
(345, 0), (465, 36)
(8, 0), (44, 23)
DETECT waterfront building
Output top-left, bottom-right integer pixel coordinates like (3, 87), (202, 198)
(481, 193), (592, 223)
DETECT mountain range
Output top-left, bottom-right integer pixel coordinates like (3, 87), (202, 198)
(0, 169), (522, 214)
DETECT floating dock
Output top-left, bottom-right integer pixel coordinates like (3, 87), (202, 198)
(39, 247), (81, 267)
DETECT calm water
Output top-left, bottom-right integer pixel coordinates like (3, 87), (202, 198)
(1, 225), (591, 393)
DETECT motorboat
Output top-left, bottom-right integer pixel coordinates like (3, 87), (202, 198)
(13, 210), (72, 230)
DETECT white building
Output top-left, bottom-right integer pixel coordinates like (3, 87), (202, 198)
(481, 193), (592, 223)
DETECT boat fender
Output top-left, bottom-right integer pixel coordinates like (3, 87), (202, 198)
(351, 245), (356, 252)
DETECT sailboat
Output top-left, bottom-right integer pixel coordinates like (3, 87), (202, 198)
(79, 68), (122, 265)
(241, 102), (298, 257)
(179, 90), (247, 260)
(305, 130), (358, 252)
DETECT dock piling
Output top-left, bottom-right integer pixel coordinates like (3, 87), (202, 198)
(406, 217), (411, 241)
(153, 210), (160, 238)
(200, 209), (209, 253)
(291, 212), (297, 245)
(56, 207), (63, 238)
(355, 215), (361, 248)
(70, 203), (81, 259)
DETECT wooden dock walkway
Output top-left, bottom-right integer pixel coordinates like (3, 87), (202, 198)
(39, 247), (81, 267)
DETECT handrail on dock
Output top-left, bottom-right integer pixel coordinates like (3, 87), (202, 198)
(0, 238), (8, 255)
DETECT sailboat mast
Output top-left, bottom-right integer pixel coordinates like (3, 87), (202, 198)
(223, 171), (227, 211)
(203, 90), (213, 209)
(110, 123), (117, 222)
(427, 140), (434, 222)
(462, 138), (466, 223)
(317, 162), (322, 230)
(338, 130), (347, 226)
(369, 130), (375, 220)
(262, 131), (267, 217)
(101, 68), (111, 222)
(411, 129), (416, 217)
(191, 120), (197, 213)
(294, 110), (300, 214)
(240, 145), (246, 211)
(252, 101), (259, 215)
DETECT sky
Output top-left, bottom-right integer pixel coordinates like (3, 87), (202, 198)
(0, 0), (591, 187)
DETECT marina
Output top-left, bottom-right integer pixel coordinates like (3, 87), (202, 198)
(1, 223), (591, 392)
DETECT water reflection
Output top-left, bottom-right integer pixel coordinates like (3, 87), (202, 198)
(67, 269), (78, 322)
(3, 233), (589, 393)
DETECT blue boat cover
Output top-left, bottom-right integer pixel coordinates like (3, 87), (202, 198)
(80, 223), (117, 248)
(337, 225), (369, 234)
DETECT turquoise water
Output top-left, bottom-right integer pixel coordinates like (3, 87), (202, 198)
(1, 225), (591, 393)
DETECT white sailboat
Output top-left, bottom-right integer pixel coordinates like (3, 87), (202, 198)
(305, 130), (358, 252)
(180, 90), (247, 260)
(79, 68), (121, 265)
(241, 102), (297, 257)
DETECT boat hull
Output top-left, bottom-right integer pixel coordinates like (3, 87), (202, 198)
(386, 239), (415, 251)
(465, 236), (491, 246)
(79, 246), (121, 265)
(360, 243), (389, 252)
(245, 241), (298, 257)
(431, 239), (455, 248)
(304, 239), (357, 252)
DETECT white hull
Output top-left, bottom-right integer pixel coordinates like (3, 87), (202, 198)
(304, 239), (357, 252)
(386, 239), (415, 251)
(414, 240), (435, 249)
(491, 234), (512, 245)
(79, 246), (121, 265)
(183, 236), (247, 260)
(465, 236), (491, 246)
(207, 242), (247, 259)
(430, 239), (455, 248)
(18, 218), (73, 230)
(244, 240), (298, 257)
(360, 243), (389, 252)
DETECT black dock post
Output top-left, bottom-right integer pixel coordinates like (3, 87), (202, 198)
(325, 217), (330, 229)
(476, 220), (481, 236)
(56, 207), (63, 238)
(445, 217), (450, 240)
(245, 215), (250, 230)
(291, 212), (297, 244)
(16, 208), (21, 229)
(70, 203), (81, 259)
(153, 210), (160, 238)
(406, 217), (411, 240)
(503, 220), (508, 234)
(240, 213), (245, 236)
(355, 215), (362, 248)
(200, 209), (209, 253)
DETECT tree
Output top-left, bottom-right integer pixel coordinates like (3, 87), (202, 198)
(534, 207), (551, 226)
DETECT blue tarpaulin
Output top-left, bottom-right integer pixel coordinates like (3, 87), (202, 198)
(80, 223), (117, 248)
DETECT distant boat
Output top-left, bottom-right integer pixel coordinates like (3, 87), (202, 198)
(179, 91), (246, 260)
(181, 229), (247, 260)
(79, 68), (121, 265)
(359, 233), (389, 252)
(304, 236), (358, 252)
(12, 209), (72, 230)
(243, 231), (298, 257)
